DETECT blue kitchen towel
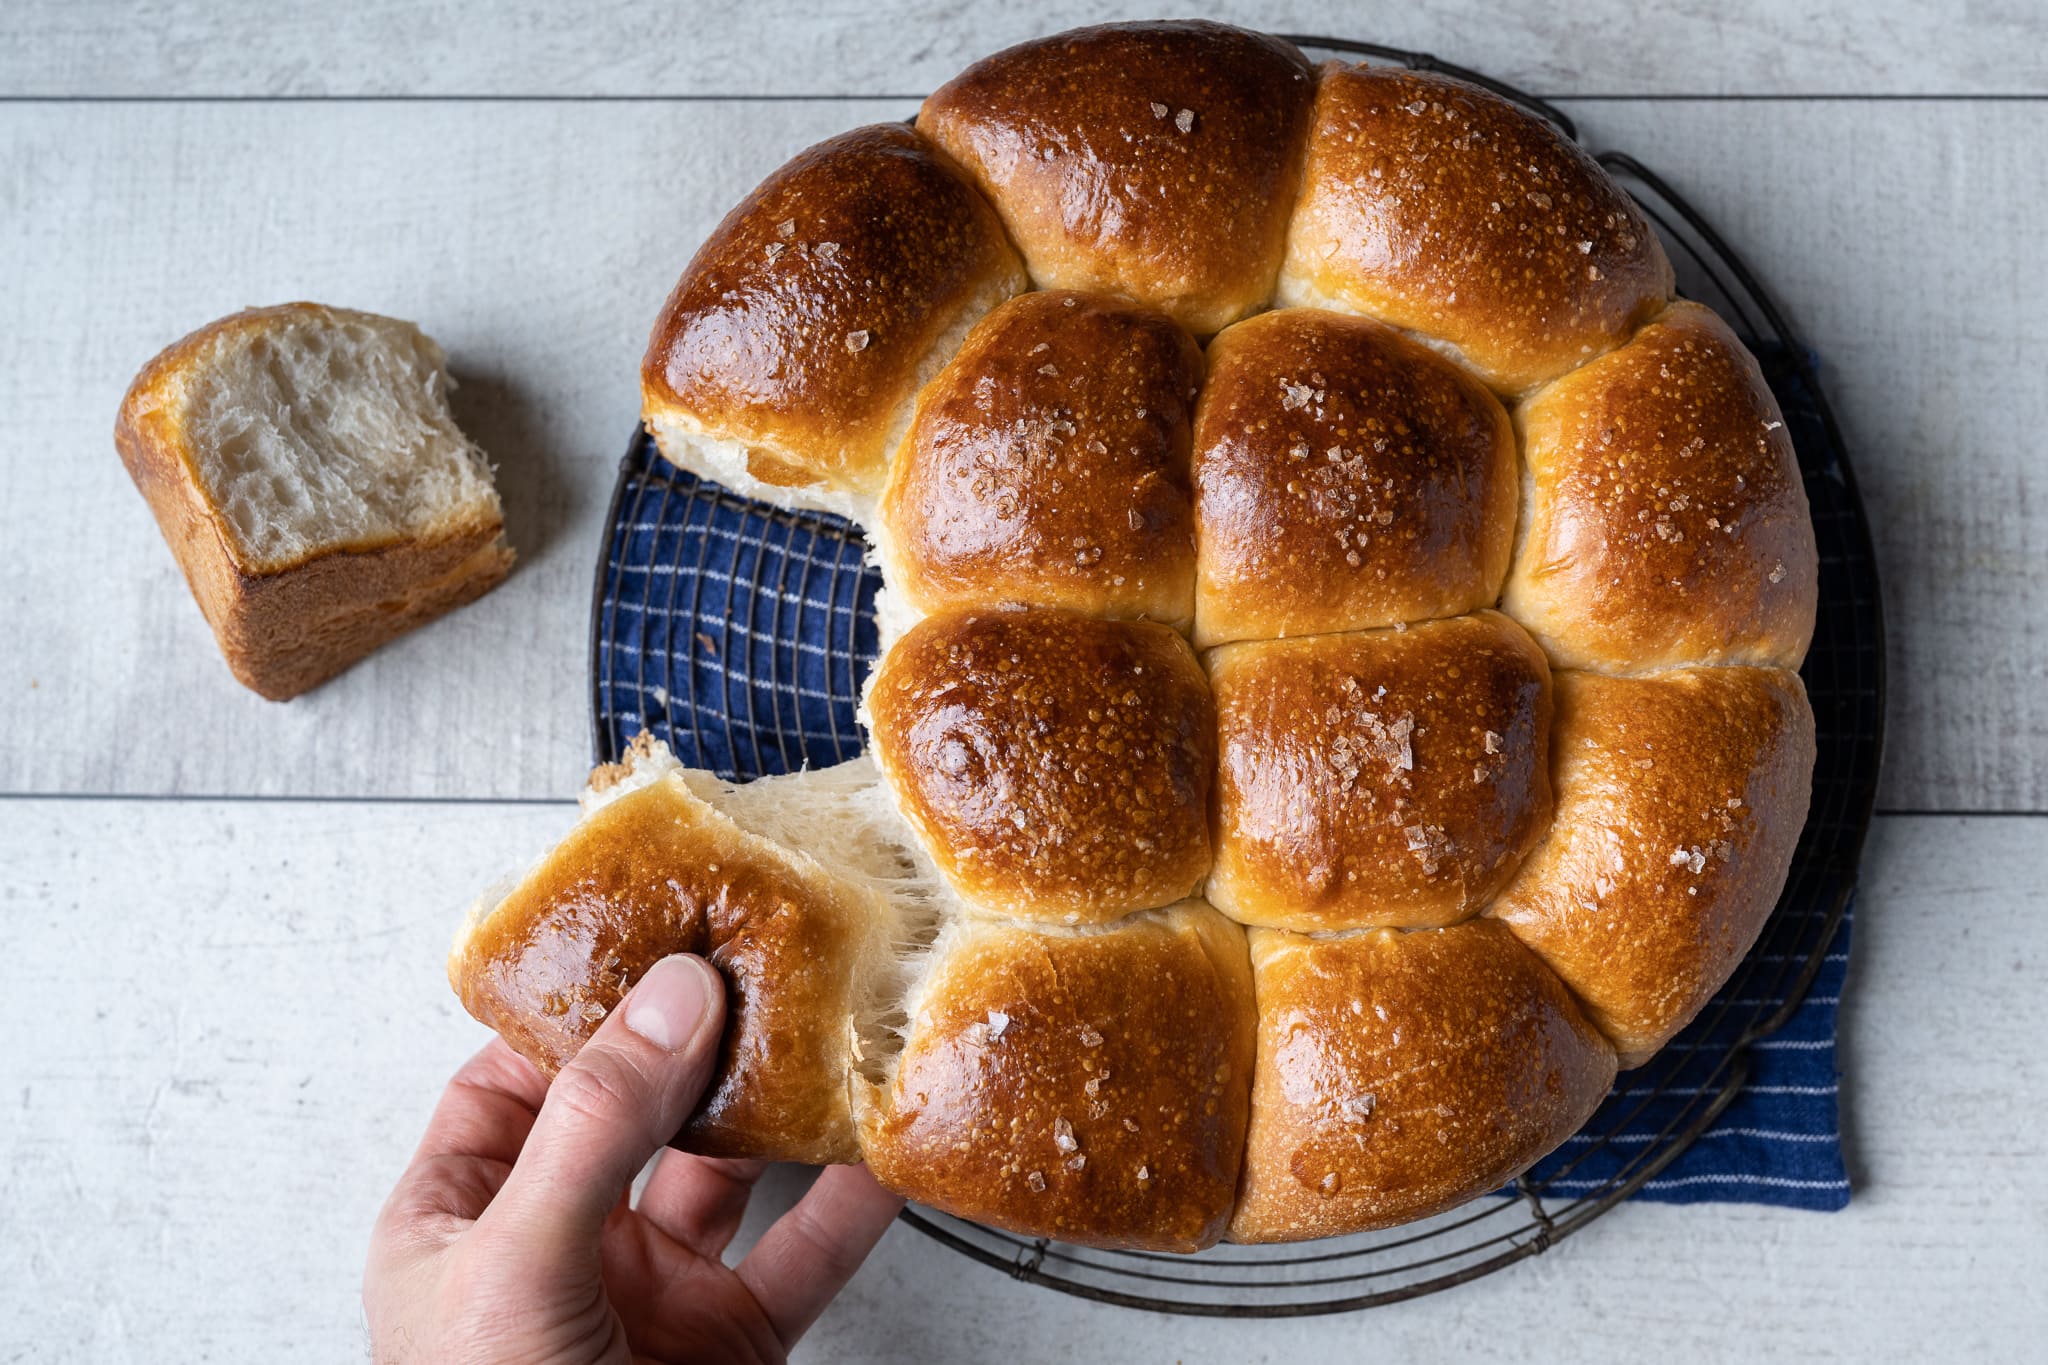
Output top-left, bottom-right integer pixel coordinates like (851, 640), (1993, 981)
(592, 455), (879, 782)
(1519, 899), (1852, 1210)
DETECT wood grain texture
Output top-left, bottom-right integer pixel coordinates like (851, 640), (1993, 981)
(0, 802), (2037, 1360)
(1, 97), (2040, 807)
(3, 0), (2044, 97)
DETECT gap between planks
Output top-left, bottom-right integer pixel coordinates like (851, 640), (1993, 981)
(3, 93), (2046, 105)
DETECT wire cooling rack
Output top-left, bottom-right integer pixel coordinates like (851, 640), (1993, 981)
(589, 34), (1884, 1315)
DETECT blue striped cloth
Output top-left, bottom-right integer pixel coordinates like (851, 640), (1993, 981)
(1519, 902), (1850, 1210)
(592, 427), (1852, 1215)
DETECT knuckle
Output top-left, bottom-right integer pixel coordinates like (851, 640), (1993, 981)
(545, 1053), (649, 1129)
(786, 1204), (862, 1281)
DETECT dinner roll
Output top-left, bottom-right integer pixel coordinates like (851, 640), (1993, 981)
(1487, 667), (1816, 1067)
(1279, 65), (1674, 394)
(641, 123), (1026, 520)
(1504, 301), (1819, 671)
(1191, 307), (1517, 648)
(857, 901), (1256, 1252)
(448, 738), (903, 1164)
(918, 21), (1317, 335)
(876, 290), (1204, 630)
(1229, 918), (1616, 1242)
(116, 303), (513, 700)
(866, 607), (1214, 924)
(1207, 611), (1553, 932)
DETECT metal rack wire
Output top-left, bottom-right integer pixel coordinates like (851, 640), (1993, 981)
(589, 35), (1883, 1315)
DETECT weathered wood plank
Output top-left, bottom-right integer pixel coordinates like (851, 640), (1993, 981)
(0, 804), (2037, 1360)
(4, 0), (2044, 98)
(2, 98), (2039, 806)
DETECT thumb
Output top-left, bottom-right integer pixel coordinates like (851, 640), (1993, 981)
(479, 953), (726, 1259)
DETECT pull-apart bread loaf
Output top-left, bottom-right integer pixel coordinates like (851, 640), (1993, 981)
(118, 303), (513, 699)
(454, 20), (1820, 1250)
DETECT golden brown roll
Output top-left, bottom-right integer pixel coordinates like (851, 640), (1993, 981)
(1207, 611), (1553, 932)
(1228, 918), (1616, 1242)
(1278, 65), (1673, 395)
(857, 902), (1256, 1252)
(876, 291), (1204, 629)
(1487, 667), (1816, 1067)
(447, 741), (900, 1164)
(918, 21), (1317, 335)
(1503, 301), (1819, 671)
(866, 607), (1215, 924)
(641, 123), (1026, 519)
(1190, 307), (1518, 648)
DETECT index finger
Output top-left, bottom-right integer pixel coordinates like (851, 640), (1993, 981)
(736, 1164), (904, 1350)
(411, 1038), (552, 1168)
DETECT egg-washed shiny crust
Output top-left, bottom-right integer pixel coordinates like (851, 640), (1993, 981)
(466, 20), (1819, 1251)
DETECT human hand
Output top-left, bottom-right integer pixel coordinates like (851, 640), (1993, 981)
(364, 954), (904, 1363)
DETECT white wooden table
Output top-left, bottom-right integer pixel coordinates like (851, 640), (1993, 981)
(4, 3), (2044, 1358)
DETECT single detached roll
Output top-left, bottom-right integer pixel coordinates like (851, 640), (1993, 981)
(1207, 611), (1553, 932)
(116, 303), (513, 700)
(1191, 307), (1517, 648)
(867, 607), (1215, 924)
(642, 123), (1026, 519)
(448, 741), (899, 1164)
(877, 290), (1203, 629)
(858, 902), (1256, 1252)
(918, 20), (1317, 335)
(1488, 667), (1816, 1067)
(1504, 301), (1819, 672)
(1279, 65), (1673, 394)
(1229, 918), (1615, 1242)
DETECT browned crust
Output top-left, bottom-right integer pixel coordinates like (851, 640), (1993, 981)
(448, 773), (888, 1164)
(1206, 611), (1553, 932)
(1191, 308), (1518, 648)
(857, 903), (1256, 1251)
(114, 304), (512, 702)
(1228, 918), (1615, 1242)
(1504, 301), (1819, 671)
(641, 123), (1026, 499)
(1279, 64), (1673, 395)
(1486, 667), (1816, 1067)
(918, 20), (1317, 335)
(868, 607), (1215, 923)
(879, 290), (1204, 627)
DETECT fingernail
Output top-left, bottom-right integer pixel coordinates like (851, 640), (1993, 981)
(623, 955), (716, 1052)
